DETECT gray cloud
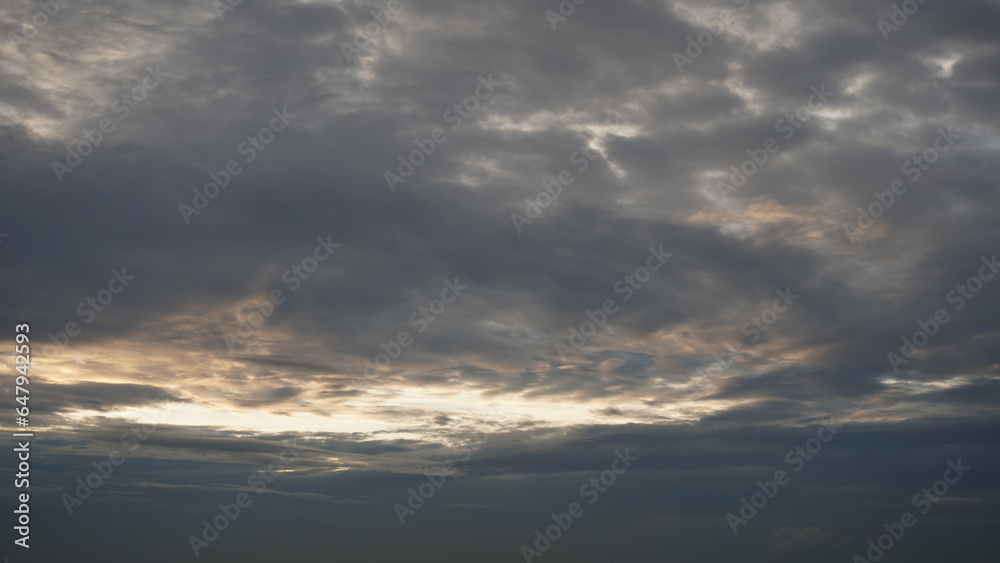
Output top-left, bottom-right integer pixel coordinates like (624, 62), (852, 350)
(1, 0), (998, 560)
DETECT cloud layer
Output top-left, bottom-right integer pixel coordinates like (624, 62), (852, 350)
(1, 0), (998, 560)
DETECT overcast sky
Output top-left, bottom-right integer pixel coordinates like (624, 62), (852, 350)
(1, 0), (999, 561)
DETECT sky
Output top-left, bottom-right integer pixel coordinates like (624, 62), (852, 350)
(1, 0), (999, 561)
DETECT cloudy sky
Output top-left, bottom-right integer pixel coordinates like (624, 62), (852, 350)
(1, 0), (999, 561)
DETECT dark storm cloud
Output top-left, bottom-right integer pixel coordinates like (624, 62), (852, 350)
(1, 0), (995, 395)
(1, 0), (998, 560)
(30, 381), (188, 413)
(0, 0), (995, 434)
